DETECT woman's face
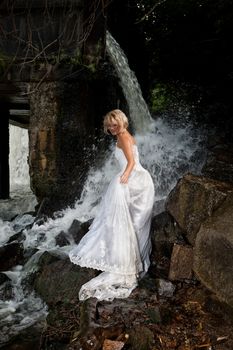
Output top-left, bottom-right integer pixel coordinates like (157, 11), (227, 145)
(107, 120), (122, 135)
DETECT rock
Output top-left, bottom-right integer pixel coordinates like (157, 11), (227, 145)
(127, 326), (154, 350)
(168, 244), (194, 281)
(34, 252), (97, 305)
(0, 272), (10, 285)
(0, 243), (24, 271)
(55, 231), (70, 247)
(0, 322), (44, 350)
(0, 280), (14, 300)
(156, 278), (176, 298)
(7, 231), (26, 244)
(23, 248), (39, 262)
(193, 193), (233, 308)
(150, 211), (185, 260)
(166, 173), (233, 245)
(145, 306), (161, 324)
(69, 275), (158, 350)
(0, 272), (13, 301)
(68, 218), (93, 244)
(68, 219), (82, 240)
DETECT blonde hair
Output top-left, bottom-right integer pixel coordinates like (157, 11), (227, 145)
(103, 109), (129, 134)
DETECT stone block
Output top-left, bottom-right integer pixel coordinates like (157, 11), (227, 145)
(168, 244), (193, 281)
(166, 174), (233, 245)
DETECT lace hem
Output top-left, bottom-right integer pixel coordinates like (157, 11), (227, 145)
(78, 271), (138, 301)
(69, 253), (142, 276)
(79, 283), (137, 301)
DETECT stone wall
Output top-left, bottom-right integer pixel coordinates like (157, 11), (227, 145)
(0, 0), (128, 211)
(28, 69), (127, 213)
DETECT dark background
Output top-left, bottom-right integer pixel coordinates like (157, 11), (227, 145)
(107, 0), (233, 135)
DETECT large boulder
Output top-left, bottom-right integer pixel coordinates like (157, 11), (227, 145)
(193, 193), (233, 308)
(33, 251), (97, 305)
(166, 174), (233, 245)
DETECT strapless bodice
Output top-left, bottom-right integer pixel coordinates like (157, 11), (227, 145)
(115, 144), (142, 171)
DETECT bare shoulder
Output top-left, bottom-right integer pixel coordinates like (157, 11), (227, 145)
(118, 131), (136, 148)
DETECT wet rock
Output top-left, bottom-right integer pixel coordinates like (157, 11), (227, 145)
(7, 231), (26, 244)
(168, 244), (194, 281)
(0, 272), (10, 285)
(12, 213), (35, 232)
(55, 231), (70, 247)
(166, 174), (233, 245)
(34, 252), (97, 305)
(0, 243), (24, 271)
(0, 271), (13, 301)
(23, 248), (39, 263)
(68, 219), (82, 240)
(194, 193), (233, 308)
(156, 278), (176, 298)
(0, 279), (14, 300)
(68, 218), (93, 244)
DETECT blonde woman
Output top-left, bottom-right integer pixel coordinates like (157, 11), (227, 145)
(69, 109), (155, 301)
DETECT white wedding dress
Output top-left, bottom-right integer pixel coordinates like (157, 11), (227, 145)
(69, 144), (155, 301)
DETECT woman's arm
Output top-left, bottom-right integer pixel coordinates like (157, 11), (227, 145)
(118, 134), (135, 184)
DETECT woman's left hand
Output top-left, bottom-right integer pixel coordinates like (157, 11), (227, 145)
(120, 172), (129, 184)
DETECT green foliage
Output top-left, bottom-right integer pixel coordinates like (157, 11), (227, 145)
(150, 83), (173, 113)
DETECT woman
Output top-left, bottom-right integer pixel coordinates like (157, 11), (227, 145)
(69, 109), (155, 301)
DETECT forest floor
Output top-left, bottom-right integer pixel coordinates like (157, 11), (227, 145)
(3, 257), (233, 350)
(40, 272), (233, 350)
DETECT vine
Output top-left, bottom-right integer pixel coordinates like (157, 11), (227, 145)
(0, 0), (113, 88)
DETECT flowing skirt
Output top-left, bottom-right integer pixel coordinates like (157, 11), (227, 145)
(69, 167), (154, 301)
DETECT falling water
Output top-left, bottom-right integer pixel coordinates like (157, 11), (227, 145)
(106, 31), (153, 133)
(0, 33), (206, 346)
(9, 125), (31, 191)
(0, 125), (37, 221)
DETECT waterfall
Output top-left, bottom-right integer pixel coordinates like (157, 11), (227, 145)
(0, 33), (206, 346)
(0, 125), (37, 221)
(106, 31), (153, 133)
(9, 125), (31, 191)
